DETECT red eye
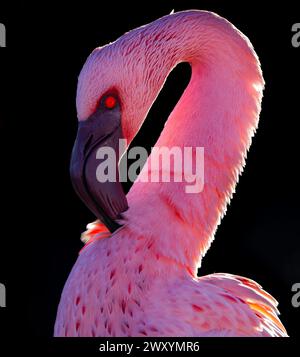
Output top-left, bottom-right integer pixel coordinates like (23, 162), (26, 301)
(104, 95), (117, 109)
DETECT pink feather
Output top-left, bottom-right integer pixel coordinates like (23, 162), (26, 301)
(55, 10), (287, 337)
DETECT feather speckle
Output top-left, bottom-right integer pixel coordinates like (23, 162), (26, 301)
(55, 10), (286, 337)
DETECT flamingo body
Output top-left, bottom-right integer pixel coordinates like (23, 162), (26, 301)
(55, 10), (287, 337)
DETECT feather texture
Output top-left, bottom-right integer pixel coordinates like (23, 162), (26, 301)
(55, 10), (287, 337)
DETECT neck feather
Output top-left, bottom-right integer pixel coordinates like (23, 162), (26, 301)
(123, 11), (264, 273)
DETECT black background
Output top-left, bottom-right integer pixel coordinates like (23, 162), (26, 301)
(0, 0), (299, 350)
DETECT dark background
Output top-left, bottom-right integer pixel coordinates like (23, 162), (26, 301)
(0, 0), (299, 347)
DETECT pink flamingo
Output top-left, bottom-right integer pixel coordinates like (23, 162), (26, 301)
(55, 10), (287, 337)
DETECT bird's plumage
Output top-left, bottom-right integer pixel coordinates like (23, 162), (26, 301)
(55, 10), (287, 336)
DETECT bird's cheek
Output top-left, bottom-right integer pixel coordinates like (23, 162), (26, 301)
(121, 113), (140, 146)
(120, 117), (132, 145)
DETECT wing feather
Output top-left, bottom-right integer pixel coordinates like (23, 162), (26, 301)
(201, 273), (287, 336)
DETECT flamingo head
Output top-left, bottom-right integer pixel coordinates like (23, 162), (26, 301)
(70, 36), (163, 232)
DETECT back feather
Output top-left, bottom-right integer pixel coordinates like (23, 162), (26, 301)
(201, 273), (288, 336)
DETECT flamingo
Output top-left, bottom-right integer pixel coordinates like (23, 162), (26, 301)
(54, 10), (287, 337)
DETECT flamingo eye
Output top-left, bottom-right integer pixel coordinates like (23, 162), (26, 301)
(104, 95), (117, 110)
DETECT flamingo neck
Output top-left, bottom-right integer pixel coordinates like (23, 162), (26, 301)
(124, 12), (264, 273)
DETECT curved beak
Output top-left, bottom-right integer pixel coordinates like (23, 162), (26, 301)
(70, 106), (128, 232)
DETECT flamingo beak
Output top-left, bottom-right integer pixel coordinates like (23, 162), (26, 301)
(70, 105), (128, 232)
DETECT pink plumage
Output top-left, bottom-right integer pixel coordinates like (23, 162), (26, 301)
(54, 10), (287, 337)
